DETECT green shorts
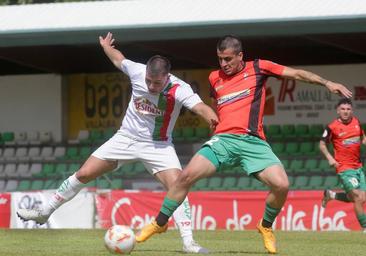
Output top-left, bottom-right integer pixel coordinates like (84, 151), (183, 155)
(197, 134), (282, 176)
(338, 168), (366, 193)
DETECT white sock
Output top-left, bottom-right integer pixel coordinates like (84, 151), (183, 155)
(43, 174), (84, 215)
(172, 197), (194, 245)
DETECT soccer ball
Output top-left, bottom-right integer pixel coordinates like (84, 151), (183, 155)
(104, 225), (136, 254)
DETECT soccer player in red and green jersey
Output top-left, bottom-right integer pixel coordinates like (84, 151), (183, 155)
(320, 98), (366, 230)
(137, 35), (353, 254)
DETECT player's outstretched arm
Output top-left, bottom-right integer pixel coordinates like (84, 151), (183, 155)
(191, 102), (219, 131)
(319, 140), (338, 167)
(99, 32), (126, 71)
(281, 67), (353, 98)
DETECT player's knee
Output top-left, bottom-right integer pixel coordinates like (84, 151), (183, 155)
(353, 196), (363, 204)
(359, 192), (366, 204)
(75, 168), (94, 184)
(279, 182), (289, 195)
(272, 179), (289, 195)
(351, 191), (364, 203)
(176, 171), (195, 188)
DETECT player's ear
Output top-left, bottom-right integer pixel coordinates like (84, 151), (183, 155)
(238, 51), (243, 59)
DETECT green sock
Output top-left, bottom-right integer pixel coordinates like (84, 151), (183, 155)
(156, 197), (181, 226)
(335, 192), (351, 202)
(263, 203), (281, 227)
(357, 213), (366, 228)
(160, 197), (180, 217)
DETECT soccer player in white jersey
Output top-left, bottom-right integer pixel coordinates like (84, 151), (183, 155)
(17, 32), (218, 254)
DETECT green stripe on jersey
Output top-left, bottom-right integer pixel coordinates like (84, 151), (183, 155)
(152, 83), (172, 140)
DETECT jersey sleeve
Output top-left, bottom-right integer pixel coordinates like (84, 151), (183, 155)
(121, 59), (146, 81)
(357, 119), (365, 137)
(259, 59), (286, 77)
(209, 85), (217, 98)
(321, 125), (332, 142)
(175, 84), (203, 110)
(208, 71), (218, 99)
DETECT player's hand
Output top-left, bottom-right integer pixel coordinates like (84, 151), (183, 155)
(361, 135), (366, 145)
(99, 32), (115, 49)
(325, 81), (352, 98)
(209, 118), (219, 131)
(328, 159), (339, 168)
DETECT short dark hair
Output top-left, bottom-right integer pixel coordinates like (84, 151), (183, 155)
(146, 55), (171, 76)
(337, 98), (352, 107)
(217, 35), (243, 54)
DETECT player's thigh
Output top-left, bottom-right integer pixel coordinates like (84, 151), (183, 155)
(138, 141), (182, 175)
(92, 132), (138, 160)
(155, 168), (181, 190)
(339, 168), (365, 194)
(358, 167), (366, 191)
(181, 152), (217, 184)
(76, 156), (117, 182)
(347, 189), (366, 203)
(235, 135), (285, 179)
(81, 133), (138, 181)
(256, 164), (289, 189)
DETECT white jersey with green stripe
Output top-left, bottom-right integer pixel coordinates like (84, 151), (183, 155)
(119, 59), (202, 142)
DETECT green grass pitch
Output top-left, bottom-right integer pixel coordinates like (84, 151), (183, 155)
(1, 229), (366, 256)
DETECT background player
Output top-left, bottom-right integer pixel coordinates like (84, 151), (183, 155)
(320, 98), (366, 231)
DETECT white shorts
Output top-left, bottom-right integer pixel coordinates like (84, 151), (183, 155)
(92, 131), (182, 175)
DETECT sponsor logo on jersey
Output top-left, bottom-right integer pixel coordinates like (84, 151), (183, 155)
(0, 197), (8, 205)
(215, 85), (225, 92)
(134, 97), (164, 116)
(342, 136), (360, 145)
(217, 89), (251, 106)
(243, 72), (249, 79)
(338, 132), (347, 137)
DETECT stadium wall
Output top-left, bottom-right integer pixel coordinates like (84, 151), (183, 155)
(0, 74), (62, 142)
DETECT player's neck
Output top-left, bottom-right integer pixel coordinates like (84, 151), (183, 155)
(237, 61), (245, 73)
(228, 61), (245, 77)
(161, 78), (172, 92)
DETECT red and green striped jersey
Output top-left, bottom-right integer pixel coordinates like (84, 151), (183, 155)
(152, 83), (180, 141)
(209, 59), (285, 140)
(322, 117), (365, 173)
(120, 59), (202, 142)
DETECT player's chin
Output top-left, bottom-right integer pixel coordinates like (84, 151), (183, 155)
(341, 116), (351, 122)
(148, 90), (159, 95)
(223, 69), (233, 76)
